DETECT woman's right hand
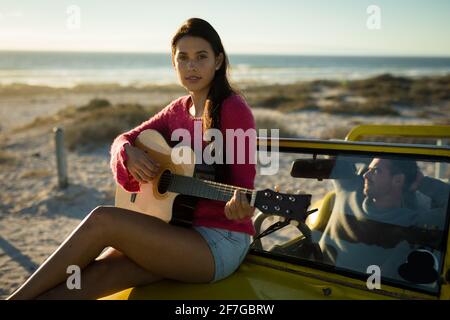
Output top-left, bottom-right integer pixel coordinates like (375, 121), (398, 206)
(124, 144), (160, 184)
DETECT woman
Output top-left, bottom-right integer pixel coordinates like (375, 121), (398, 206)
(8, 17), (256, 300)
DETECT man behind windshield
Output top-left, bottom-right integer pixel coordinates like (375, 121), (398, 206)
(319, 157), (449, 280)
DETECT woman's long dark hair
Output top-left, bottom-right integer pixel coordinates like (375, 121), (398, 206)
(171, 18), (237, 181)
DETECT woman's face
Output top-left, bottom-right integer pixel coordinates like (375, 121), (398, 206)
(173, 36), (223, 94)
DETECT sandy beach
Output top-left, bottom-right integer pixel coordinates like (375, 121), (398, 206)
(0, 78), (448, 299)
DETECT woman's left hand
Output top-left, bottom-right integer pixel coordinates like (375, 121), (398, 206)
(224, 190), (255, 220)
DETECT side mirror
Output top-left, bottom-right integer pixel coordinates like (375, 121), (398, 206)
(398, 249), (439, 284)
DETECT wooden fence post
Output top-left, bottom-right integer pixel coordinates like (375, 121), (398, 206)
(53, 127), (68, 189)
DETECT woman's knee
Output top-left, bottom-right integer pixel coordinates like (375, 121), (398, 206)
(96, 247), (123, 261)
(83, 205), (115, 240)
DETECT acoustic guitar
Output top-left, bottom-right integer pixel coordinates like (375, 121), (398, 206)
(115, 129), (312, 226)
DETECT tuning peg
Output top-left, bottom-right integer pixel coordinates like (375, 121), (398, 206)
(274, 185), (280, 192)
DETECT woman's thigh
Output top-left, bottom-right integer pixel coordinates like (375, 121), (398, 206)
(91, 206), (215, 283)
(91, 249), (162, 290)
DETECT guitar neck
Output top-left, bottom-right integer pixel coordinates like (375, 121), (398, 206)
(160, 173), (255, 204)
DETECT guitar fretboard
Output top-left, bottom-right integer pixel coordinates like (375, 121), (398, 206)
(160, 172), (254, 203)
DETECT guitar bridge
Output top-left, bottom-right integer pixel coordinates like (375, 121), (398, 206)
(130, 193), (137, 203)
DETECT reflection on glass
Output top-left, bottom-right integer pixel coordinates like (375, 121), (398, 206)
(255, 152), (450, 295)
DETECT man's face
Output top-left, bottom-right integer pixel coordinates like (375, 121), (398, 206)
(363, 158), (397, 200)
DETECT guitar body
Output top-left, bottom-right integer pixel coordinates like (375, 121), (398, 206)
(115, 129), (197, 226)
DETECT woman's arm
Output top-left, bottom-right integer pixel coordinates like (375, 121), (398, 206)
(110, 103), (172, 192)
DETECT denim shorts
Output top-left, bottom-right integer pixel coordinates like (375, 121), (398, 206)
(193, 226), (251, 283)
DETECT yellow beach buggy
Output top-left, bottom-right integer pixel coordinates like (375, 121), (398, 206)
(103, 125), (450, 300)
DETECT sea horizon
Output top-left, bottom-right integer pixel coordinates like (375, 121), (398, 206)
(1, 50), (450, 88)
(3, 48), (450, 58)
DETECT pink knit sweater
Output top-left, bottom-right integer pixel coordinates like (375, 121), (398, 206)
(110, 94), (256, 235)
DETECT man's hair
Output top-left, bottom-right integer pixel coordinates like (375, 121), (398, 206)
(387, 159), (418, 192)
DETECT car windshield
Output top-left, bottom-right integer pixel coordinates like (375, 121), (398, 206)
(253, 150), (450, 295)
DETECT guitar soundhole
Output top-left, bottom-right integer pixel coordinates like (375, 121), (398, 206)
(158, 170), (172, 194)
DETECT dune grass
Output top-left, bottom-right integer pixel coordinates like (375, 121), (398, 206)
(64, 101), (163, 151)
(321, 101), (400, 116)
(0, 151), (18, 166)
(13, 98), (163, 151)
(11, 73), (450, 150)
(242, 74), (450, 116)
(64, 101), (300, 150)
(17, 96), (301, 151)
(4, 74), (449, 117)
(242, 82), (318, 112)
(347, 73), (450, 107)
(253, 110), (298, 138)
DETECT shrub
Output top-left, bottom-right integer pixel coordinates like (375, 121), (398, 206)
(78, 98), (112, 111)
(322, 101), (399, 116)
(251, 95), (295, 109)
(0, 151), (18, 166)
(254, 110), (298, 138)
(64, 103), (159, 151)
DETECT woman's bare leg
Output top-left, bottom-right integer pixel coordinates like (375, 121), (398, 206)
(36, 248), (162, 300)
(7, 207), (109, 300)
(7, 205), (215, 300)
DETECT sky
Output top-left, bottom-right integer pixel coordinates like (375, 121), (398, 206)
(0, 0), (449, 56)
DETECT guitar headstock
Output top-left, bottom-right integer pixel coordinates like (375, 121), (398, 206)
(254, 189), (312, 221)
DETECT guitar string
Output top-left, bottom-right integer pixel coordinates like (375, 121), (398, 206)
(159, 173), (254, 194)
(160, 177), (252, 197)
(158, 174), (254, 199)
(160, 174), (253, 194)
(158, 173), (300, 202)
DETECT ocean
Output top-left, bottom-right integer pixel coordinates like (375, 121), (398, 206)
(1, 51), (450, 87)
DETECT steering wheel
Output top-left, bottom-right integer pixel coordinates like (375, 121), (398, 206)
(252, 210), (324, 262)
